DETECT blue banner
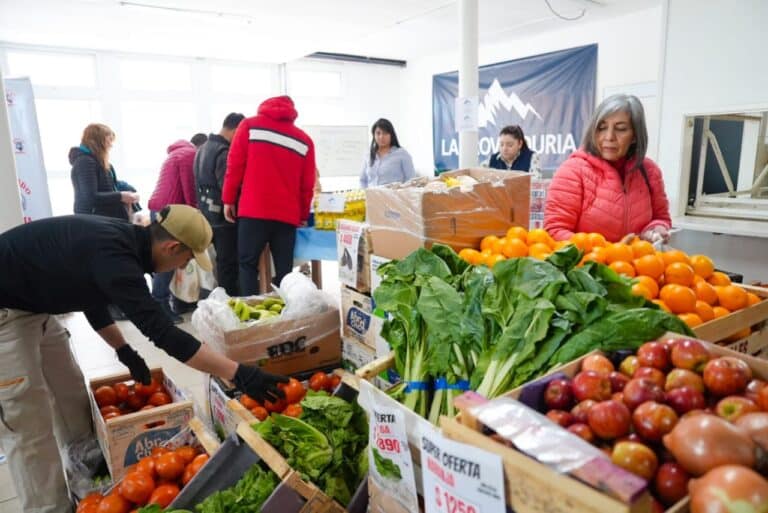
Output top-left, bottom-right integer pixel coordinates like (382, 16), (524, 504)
(432, 44), (597, 173)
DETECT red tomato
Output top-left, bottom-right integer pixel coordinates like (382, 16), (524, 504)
(283, 404), (303, 417)
(147, 392), (172, 407)
(251, 406), (268, 421)
(148, 483), (180, 508)
(264, 397), (286, 413)
(134, 456), (156, 478)
(281, 378), (306, 404)
(126, 391), (146, 411)
(188, 453), (209, 477)
(151, 446), (170, 458)
(79, 504), (101, 513)
(327, 374), (341, 392)
(181, 465), (195, 485)
(135, 378), (161, 398)
(77, 493), (103, 512)
(119, 470), (155, 504)
(239, 394), (259, 410)
(309, 372), (329, 392)
(114, 382), (131, 402)
(103, 411), (121, 421)
(96, 494), (131, 513)
(175, 446), (198, 465)
(94, 386), (118, 408)
(100, 405), (122, 417)
(155, 452), (185, 480)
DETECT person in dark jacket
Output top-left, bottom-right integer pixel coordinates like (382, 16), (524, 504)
(222, 97), (316, 294)
(484, 125), (541, 176)
(70, 123), (138, 221)
(195, 113), (245, 296)
(0, 205), (288, 513)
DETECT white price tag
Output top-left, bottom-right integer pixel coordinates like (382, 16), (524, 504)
(421, 427), (506, 513)
(362, 381), (419, 513)
(317, 192), (347, 213)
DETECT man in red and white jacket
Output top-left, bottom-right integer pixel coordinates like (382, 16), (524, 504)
(222, 96), (316, 294)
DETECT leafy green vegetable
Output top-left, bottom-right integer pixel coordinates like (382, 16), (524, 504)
(372, 448), (402, 481)
(254, 393), (368, 507)
(193, 464), (278, 513)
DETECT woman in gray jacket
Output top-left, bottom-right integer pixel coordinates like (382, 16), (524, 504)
(360, 118), (416, 188)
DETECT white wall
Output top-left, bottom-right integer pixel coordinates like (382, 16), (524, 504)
(657, 0), (768, 282)
(399, 6), (663, 174)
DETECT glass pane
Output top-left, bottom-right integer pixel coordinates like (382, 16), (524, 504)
(119, 101), (198, 202)
(35, 99), (102, 173)
(119, 59), (192, 91)
(211, 64), (273, 95)
(6, 51), (96, 88)
(288, 70), (342, 97)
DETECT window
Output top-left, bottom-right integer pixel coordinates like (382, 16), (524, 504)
(211, 64), (273, 96)
(34, 99), (102, 172)
(682, 110), (768, 223)
(119, 59), (192, 91)
(287, 70), (342, 98)
(6, 50), (96, 88)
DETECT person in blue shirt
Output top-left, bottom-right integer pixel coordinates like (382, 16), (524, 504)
(484, 125), (541, 176)
(360, 118), (416, 188)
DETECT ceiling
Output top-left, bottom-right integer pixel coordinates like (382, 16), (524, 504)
(0, 0), (660, 63)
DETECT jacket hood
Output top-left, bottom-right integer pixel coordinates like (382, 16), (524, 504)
(167, 139), (194, 154)
(257, 95), (298, 122)
(68, 146), (91, 165)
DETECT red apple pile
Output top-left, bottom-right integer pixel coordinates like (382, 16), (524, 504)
(541, 338), (768, 508)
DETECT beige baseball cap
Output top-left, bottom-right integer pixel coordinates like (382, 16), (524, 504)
(156, 205), (213, 271)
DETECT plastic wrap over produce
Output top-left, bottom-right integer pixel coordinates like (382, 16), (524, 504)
(365, 168), (531, 258)
(192, 272), (337, 353)
(472, 396), (606, 473)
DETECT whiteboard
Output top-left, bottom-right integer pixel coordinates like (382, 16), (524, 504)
(302, 125), (369, 177)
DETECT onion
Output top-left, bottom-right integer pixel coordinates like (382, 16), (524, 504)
(662, 414), (756, 475)
(735, 412), (768, 451)
(689, 465), (768, 513)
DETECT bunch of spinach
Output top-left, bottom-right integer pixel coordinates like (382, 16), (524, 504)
(254, 392), (368, 506)
(376, 243), (694, 411)
(372, 448), (402, 481)
(192, 464), (278, 513)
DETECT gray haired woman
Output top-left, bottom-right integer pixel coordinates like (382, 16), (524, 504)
(544, 94), (672, 243)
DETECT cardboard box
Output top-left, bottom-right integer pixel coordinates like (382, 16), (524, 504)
(341, 286), (377, 348)
(342, 336), (377, 373)
(210, 306), (342, 377)
(207, 375), (257, 440)
(365, 168), (531, 260)
(337, 220), (372, 293)
(88, 368), (194, 481)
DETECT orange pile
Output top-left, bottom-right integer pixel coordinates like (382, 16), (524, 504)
(459, 229), (762, 330)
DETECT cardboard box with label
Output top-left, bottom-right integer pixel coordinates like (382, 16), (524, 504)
(342, 336), (377, 374)
(341, 286), (377, 348)
(336, 220), (372, 293)
(199, 302), (342, 376)
(366, 168), (531, 260)
(88, 368), (194, 481)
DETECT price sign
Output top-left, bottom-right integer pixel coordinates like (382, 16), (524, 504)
(362, 380), (419, 513)
(318, 192), (347, 213)
(421, 427), (506, 513)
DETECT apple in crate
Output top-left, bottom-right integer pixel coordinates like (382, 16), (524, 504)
(633, 367), (666, 388)
(632, 401), (679, 441)
(611, 441), (659, 480)
(587, 400), (631, 439)
(666, 386), (706, 415)
(665, 369), (705, 393)
(716, 396), (760, 422)
(636, 342), (670, 371)
(544, 378), (575, 410)
(623, 377), (665, 411)
(703, 357), (752, 397)
(670, 339), (711, 372)
(572, 371), (612, 402)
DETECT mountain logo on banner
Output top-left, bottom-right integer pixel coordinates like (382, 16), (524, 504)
(478, 79), (542, 127)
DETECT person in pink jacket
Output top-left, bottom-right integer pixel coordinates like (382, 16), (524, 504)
(544, 94), (671, 243)
(148, 134), (207, 322)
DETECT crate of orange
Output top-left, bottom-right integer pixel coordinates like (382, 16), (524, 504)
(87, 367), (195, 482)
(461, 229), (768, 355)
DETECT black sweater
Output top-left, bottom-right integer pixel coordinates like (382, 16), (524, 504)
(0, 216), (201, 361)
(70, 147), (129, 221)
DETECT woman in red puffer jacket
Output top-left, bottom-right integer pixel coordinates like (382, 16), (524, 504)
(544, 94), (671, 244)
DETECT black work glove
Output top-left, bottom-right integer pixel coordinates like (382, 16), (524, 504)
(116, 345), (152, 385)
(233, 364), (289, 403)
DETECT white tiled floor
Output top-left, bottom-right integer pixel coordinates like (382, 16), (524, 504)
(0, 260), (342, 512)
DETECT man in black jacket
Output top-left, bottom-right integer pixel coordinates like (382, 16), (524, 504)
(195, 112), (245, 296)
(0, 205), (285, 513)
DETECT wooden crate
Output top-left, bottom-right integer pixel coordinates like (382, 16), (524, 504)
(452, 334), (768, 513)
(693, 284), (768, 342)
(88, 368), (195, 481)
